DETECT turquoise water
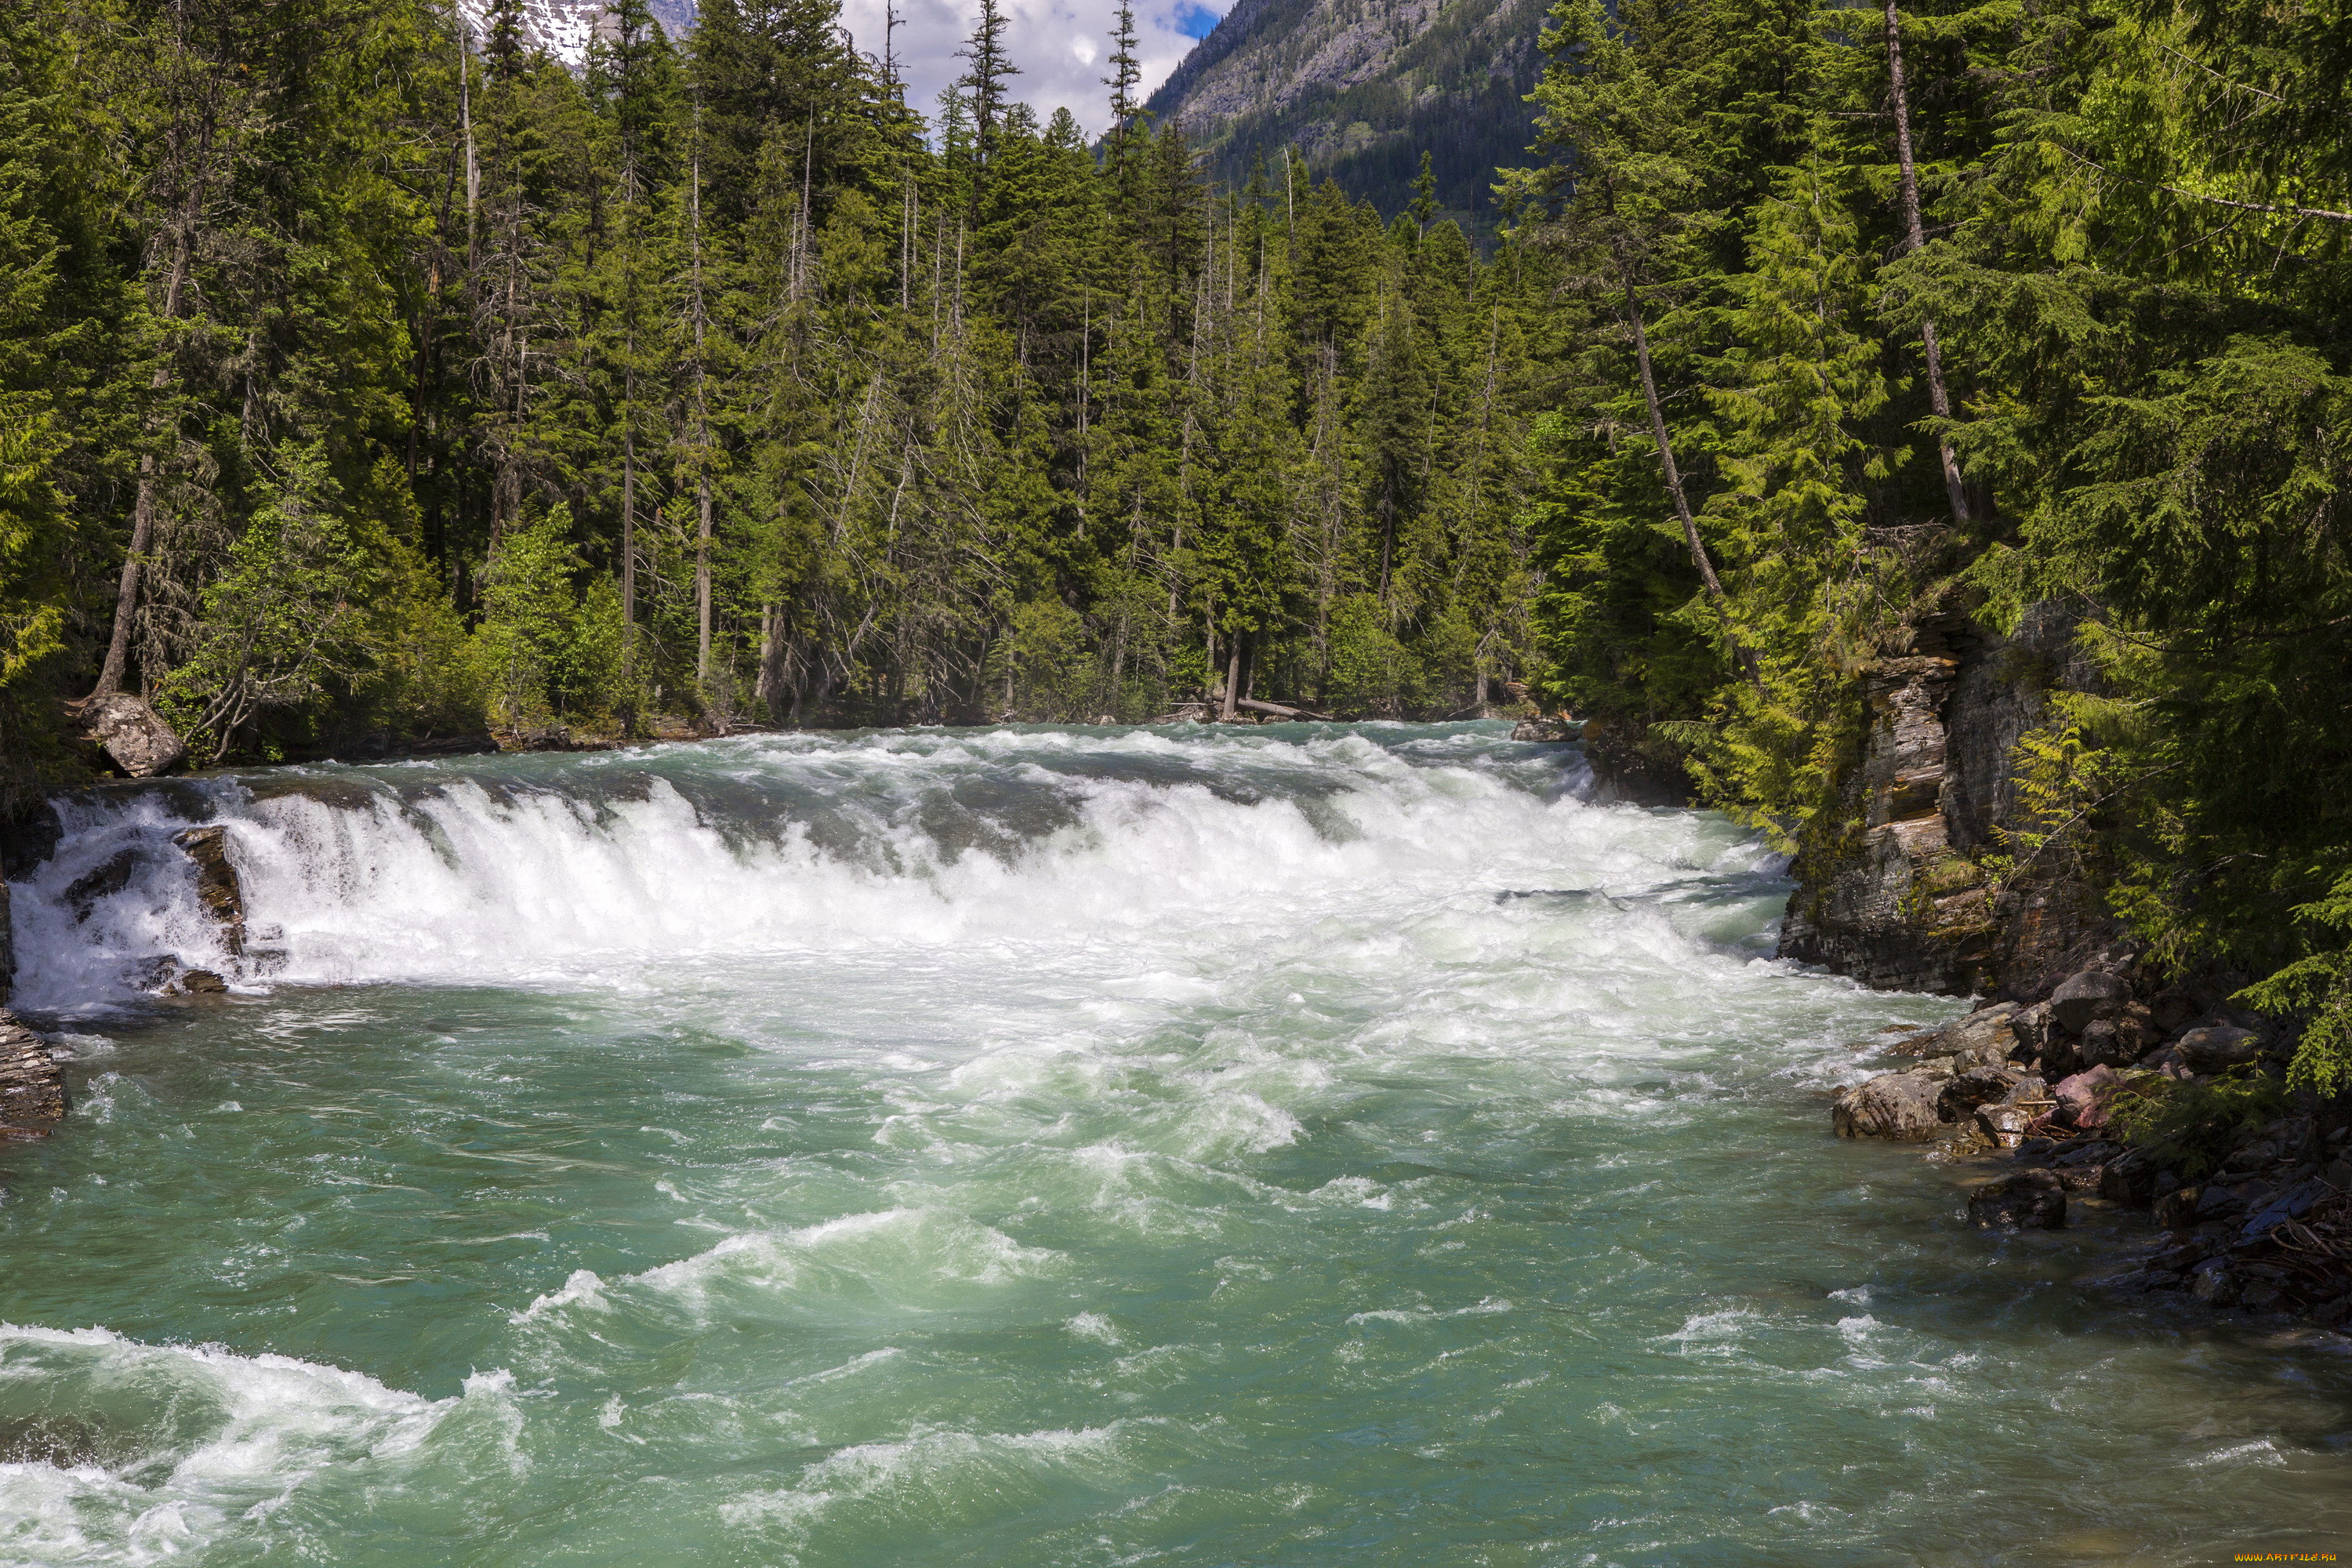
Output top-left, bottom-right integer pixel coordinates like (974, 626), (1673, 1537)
(1, 723), (2346, 1565)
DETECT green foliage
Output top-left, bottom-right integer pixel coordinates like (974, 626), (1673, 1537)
(2107, 1069), (2290, 1182)
(473, 510), (623, 731)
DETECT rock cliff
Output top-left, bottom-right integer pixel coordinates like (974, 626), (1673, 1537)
(1779, 603), (2109, 998)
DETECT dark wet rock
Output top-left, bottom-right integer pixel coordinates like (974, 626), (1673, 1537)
(2155, 1189), (2204, 1231)
(77, 692), (187, 777)
(2195, 1184), (2254, 1223)
(2242, 1180), (2327, 1241)
(2100, 1148), (2164, 1207)
(2053, 1138), (2118, 1168)
(2077, 1018), (2137, 1069)
(2189, 1260), (2240, 1305)
(65, 849), (140, 920)
(2176, 1024), (2263, 1073)
(2053, 1065), (2124, 1129)
(165, 968), (228, 995)
(2054, 1162), (2108, 1192)
(172, 825), (246, 956)
(1832, 1072), (1947, 1141)
(1969, 1170), (2067, 1229)
(0, 1011), (65, 1138)
(2051, 969), (2129, 1034)
(0, 1414), (120, 1468)
(1509, 717), (1578, 742)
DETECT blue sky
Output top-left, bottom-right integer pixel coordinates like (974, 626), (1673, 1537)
(838, 0), (1229, 135)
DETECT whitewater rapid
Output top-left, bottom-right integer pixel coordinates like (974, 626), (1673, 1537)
(2, 724), (2347, 1565)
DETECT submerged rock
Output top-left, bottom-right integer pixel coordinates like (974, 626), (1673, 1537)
(1969, 1170), (2067, 1229)
(77, 692), (187, 777)
(1832, 1072), (1947, 1141)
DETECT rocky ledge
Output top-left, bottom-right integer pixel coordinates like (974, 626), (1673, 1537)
(0, 1011), (66, 1144)
(1836, 958), (2352, 1328)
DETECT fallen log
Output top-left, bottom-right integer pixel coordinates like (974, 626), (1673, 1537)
(1235, 698), (1333, 722)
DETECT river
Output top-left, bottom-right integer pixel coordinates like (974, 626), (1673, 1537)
(1, 722), (2346, 1564)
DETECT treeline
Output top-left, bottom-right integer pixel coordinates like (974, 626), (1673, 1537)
(1508, 0), (2352, 1083)
(0, 0), (1564, 790)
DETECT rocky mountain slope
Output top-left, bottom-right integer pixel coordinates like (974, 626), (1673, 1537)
(1143, 0), (1548, 234)
(461, 0), (696, 64)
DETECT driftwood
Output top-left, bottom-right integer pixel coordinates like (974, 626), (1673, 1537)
(1234, 698), (1333, 722)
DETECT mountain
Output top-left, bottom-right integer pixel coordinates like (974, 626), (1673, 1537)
(1142, 0), (1548, 234)
(461, 0), (698, 66)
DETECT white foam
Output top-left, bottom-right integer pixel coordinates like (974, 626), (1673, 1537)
(0, 1323), (515, 1563)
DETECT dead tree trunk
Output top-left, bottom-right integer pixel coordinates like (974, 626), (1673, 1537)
(1884, 0), (1971, 527)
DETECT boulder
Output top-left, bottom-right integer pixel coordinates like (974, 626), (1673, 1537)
(2189, 1260), (2239, 1306)
(1832, 1072), (1947, 1141)
(1885, 1003), (2021, 1060)
(2078, 1018), (2136, 1069)
(1937, 1063), (2027, 1122)
(171, 826), (245, 956)
(1976, 1103), (2036, 1149)
(163, 967), (227, 995)
(2154, 1189), (2203, 1231)
(2176, 1025), (2263, 1074)
(1510, 717), (1578, 742)
(2051, 970), (2129, 1034)
(77, 692), (186, 777)
(1969, 1170), (2067, 1229)
(2053, 1065), (2125, 1129)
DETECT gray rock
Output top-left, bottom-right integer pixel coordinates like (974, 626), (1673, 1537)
(1969, 1170), (2067, 1229)
(1510, 717), (1578, 742)
(77, 692), (186, 777)
(1975, 1103), (2036, 1149)
(2051, 970), (2129, 1034)
(2177, 1024), (2263, 1073)
(0, 880), (10, 1005)
(2054, 1161), (2107, 1192)
(1832, 1073), (1948, 1141)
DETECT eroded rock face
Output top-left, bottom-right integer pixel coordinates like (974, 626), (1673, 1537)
(77, 693), (187, 778)
(0, 881), (11, 1005)
(1831, 1072), (1947, 1141)
(172, 826), (245, 956)
(1969, 1170), (2067, 1229)
(1779, 604), (2112, 998)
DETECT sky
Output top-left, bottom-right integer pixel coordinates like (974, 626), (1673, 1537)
(835, 0), (1227, 136)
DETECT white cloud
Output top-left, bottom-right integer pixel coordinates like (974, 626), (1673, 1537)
(837, 0), (1223, 137)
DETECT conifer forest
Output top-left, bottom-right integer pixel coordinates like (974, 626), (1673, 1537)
(5, 0), (2351, 1076)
